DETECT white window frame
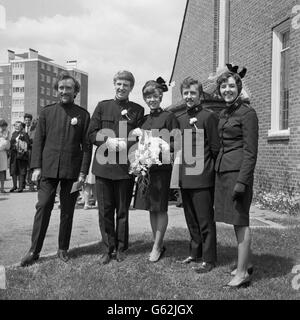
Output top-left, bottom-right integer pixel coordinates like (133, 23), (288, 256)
(269, 20), (291, 138)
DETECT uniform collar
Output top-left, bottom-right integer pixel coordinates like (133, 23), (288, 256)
(224, 95), (242, 116)
(115, 97), (129, 107)
(187, 104), (202, 116)
(150, 108), (163, 116)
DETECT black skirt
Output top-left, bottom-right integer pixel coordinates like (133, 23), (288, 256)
(214, 171), (253, 226)
(133, 169), (172, 212)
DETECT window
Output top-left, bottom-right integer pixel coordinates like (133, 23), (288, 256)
(46, 75), (51, 83)
(12, 87), (24, 93)
(41, 62), (45, 70)
(40, 74), (45, 82)
(12, 74), (24, 81)
(47, 64), (51, 72)
(46, 100), (50, 105)
(46, 88), (50, 96)
(40, 86), (45, 94)
(269, 20), (291, 138)
(40, 98), (45, 107)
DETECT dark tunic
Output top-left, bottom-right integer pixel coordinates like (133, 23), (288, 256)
(30, 102), (92, 179)
(176, 105), (220, 188)
(133, 108), (179, 212)
(88, 98), (144, 180)
(214, 99), (259, 226)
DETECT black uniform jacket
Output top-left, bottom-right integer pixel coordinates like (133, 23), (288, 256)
(139, 108), (180, 172)
(88, 99), (144, 180)
(215, 99), (258, 186)
(176, 105), (220, 189)
(30, 102), (92, 180)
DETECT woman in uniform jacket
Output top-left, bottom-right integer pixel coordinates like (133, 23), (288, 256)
(133, 78), (179, 262)
(214, 66), (259, 288)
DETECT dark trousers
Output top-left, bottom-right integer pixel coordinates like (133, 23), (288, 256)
(181, 187), (217, 263)
(12, 174), (25, 189)
(96, 177), (135, 254)
(30, 177), (78, 254)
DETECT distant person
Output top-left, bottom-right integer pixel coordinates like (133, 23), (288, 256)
(176, 77), (219, 273)
(82, 145), (97, 210)
(88, 70), (144, 264)
(133, 78), (179, 262)
(214, 65), (258, 288)
(20, 72), (92, 267)
(9, 121), (30, 193)
(0, 119), (10, 193)
(23, 113), (37, 191)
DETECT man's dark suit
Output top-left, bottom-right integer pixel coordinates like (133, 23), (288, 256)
(29, 102), (91, 254)
(177, 105), (220, 263)
(88, 99), (144, 254)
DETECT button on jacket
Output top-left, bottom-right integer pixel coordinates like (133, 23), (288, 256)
(88, 99), (144, 180)
(215, 101), (259, 186)
(30, 102), (92, 179)
(177, 105), (220, 189)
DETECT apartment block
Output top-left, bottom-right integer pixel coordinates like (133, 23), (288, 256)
(0, 48), (88, 129)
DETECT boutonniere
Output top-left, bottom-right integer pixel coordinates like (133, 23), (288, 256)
(189, 117), (198, 129)
(121, 109), (131, 120)
(71, 117), (78, 125)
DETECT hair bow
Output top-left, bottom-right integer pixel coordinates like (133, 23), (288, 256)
(226, 64), (247, 79)
(156, 77), (168, 92)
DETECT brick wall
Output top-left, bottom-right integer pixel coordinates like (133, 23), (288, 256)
(171, 0), (300, 193)
(171, 0), (216, 103)
(229, 0), (300, 192)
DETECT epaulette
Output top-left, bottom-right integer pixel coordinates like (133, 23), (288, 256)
(75, 104), (90, 113)
(44, 102), (57, 108)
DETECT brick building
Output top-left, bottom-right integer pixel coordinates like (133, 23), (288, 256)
(170, 0), (300, 193)
(0, 48), (88, 129)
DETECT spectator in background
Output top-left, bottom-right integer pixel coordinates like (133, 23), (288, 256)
(0, 119), (10, 193)
(9, 121), (30, 192)
(23, 113), (37, 191)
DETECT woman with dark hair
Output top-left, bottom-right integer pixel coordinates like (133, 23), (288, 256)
(214, 66), (258, 288)
(133, 77), (179, 262)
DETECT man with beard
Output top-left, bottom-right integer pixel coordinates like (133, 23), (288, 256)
(20, 72), (92, 266)
(88, 70), (144, 264)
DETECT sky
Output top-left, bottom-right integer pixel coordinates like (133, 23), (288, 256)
(0, 0), (187, 114)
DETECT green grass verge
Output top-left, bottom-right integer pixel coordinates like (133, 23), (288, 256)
(1, 226), (300, 300)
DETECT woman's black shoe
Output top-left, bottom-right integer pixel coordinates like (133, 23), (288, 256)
(9, 187), (17, 192)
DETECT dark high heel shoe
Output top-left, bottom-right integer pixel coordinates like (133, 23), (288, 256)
(223, 275), (252, 289)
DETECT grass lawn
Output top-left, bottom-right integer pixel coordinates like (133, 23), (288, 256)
(1, 225), (300, 300)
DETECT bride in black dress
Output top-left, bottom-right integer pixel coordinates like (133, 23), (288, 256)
(133, 78), (179, 262)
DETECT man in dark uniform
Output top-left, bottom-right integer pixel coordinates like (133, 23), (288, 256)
(88, 70), (144, 264)
(176, 77), (220, 273)
(20, 72), (92, 267)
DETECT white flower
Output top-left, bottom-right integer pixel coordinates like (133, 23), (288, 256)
(132, 128), (143, 137)
(189, 117), (197, 125)
(121, 109), (131, 120)
(71, 117), (78, 125)
(189, 117), (198, 129)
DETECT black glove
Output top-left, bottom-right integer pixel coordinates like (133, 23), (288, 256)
(232, 182), (246, 201)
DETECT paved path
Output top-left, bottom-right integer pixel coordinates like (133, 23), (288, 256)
(0, 178), (287, 267)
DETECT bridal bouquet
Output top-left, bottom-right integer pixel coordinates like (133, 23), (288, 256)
(129, 128), (164, 193)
